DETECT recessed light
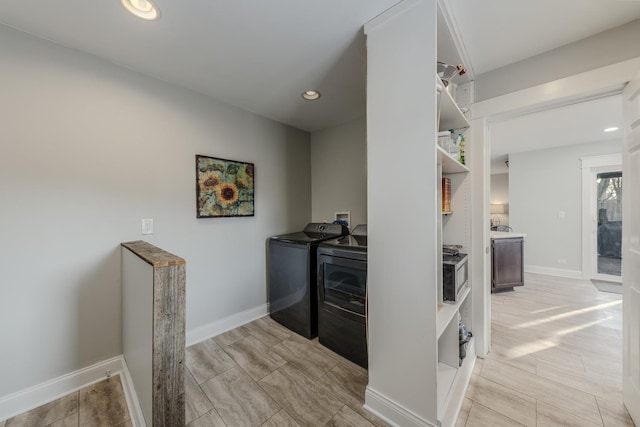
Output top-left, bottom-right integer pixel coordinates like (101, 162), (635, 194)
(121, 0), (159, 21)
(604, 127), (619, 132)
(302, 90), (321, 101)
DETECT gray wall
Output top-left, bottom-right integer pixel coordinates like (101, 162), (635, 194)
(475, 19), (640, 101)
(0, 25), (311, 397)
(509, 140), (621, 274)
(490, 173), (509, 225)
(310, 117), (367, 229)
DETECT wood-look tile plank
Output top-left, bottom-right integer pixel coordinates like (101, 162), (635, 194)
(200, 366), (280, 426)
(78, 376), (129, 427)
(243, 320), (284, 347)
(48, 413), (78, 427)
(465, 402), (526, 427)
(259, 364), (343, 426)
(596, 397), (636, 427)
(253, 317), (293, 341)
(465, 375), (536, 426)
(225, 335), (287, 381)
(326, 405), (376, 427)
(528, 344), (586, 374)
(184, 367), (214, 425)
(261, 410), (300, 427)
(455, 398), (472, 427)
(271, 338), (340, 381)
(212, 326), (251, 347)
(317, 363), (368, 404)
(185, 409), (227, 427)
(484, 341), (537, 375)
(536, 400), (602, 427)
(5, 393), (78, 426)
(536, 358), (622, 402)
(480, 358), (603, 425)
(315, 363), (390, 427)
(186, 338), (237, 384)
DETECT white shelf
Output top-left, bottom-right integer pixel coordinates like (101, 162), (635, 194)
(438, 76), (470, 132)
(437, 146), (469, 174)
(437, 361), (458, 416)
(438, 338), (476, 425)
(437, 285), (470, 339)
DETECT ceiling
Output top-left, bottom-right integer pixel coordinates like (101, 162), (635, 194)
(446, 0), (640, 76)
(490, 94), (622, 174)
(0, 1), (639, 133)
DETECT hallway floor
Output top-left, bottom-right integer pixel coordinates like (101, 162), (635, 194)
(3, 273), (634, 426)
(458, 273), (633, 427)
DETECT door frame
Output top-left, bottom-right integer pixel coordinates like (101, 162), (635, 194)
(581, 154), (622, 283)
(470, 57), (640, 358)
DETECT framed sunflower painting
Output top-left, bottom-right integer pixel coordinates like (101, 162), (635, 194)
(196, 155), (255, 218)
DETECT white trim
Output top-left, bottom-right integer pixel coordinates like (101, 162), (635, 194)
(472, 58), (640, 120)
(580, 154), (622, 282)
(119, 356), (147, 427)
(364, 0), (421, 35)
(580, 153), (622, 169)
(185, 304), (268, 347)
(437, 0), (475, 78)
(524, 265), (583, 280)
(0, 305), (273, 424)
(363, 387), (434, 427)
(624, 377), (640, 426)
(0, 356), (124, 422)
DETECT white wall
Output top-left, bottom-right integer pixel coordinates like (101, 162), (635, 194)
(365, 0), (439, 423)
(310, 117), (367, 228)
(490, 172), (509, 225)
(475, 20), (640, 101)
(509, 140), (620, 276)
(0, 25), (311, 398)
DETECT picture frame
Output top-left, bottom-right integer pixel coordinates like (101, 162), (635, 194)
(195, 155), (255, 218)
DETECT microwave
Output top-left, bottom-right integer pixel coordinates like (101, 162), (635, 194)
(443, 253), (468, 302)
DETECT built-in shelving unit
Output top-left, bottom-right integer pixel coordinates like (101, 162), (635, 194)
(436, 28), (473, 425)
(363, 1), (475, 425)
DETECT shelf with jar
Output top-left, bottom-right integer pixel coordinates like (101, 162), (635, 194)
(437, 75), (470, 132)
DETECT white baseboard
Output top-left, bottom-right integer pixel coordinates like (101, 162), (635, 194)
(363, 387), (435, 427)
(0, 304), (270, 424)
(0, 356), (121, 422)
(186, 303), (268, 347)
(119, 357), (146, 427)
(0, 355), (145, 427)
(525, 265), (583, 280)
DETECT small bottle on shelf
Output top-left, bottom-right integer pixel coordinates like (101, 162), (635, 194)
(459, 134), (466, 165)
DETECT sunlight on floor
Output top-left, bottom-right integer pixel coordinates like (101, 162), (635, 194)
(513, 300), (622, 329)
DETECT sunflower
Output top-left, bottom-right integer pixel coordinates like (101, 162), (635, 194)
(199, 172), (221, 191)
(216, 182), (239, 206)
(245, 164), (254, 179)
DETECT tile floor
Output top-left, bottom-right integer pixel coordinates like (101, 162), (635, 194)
(0, 374), (131, 427)
(458, 273), (634, 427)
(3, 272), (635, 426)
(184, 316), (389, 427)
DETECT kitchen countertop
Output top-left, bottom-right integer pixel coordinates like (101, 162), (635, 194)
(491, 231), (527, 240)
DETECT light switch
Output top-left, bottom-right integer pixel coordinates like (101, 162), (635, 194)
(142, 218), (154, 235)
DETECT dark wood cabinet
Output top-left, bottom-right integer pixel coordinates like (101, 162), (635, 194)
(491, 237), (524, 292)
